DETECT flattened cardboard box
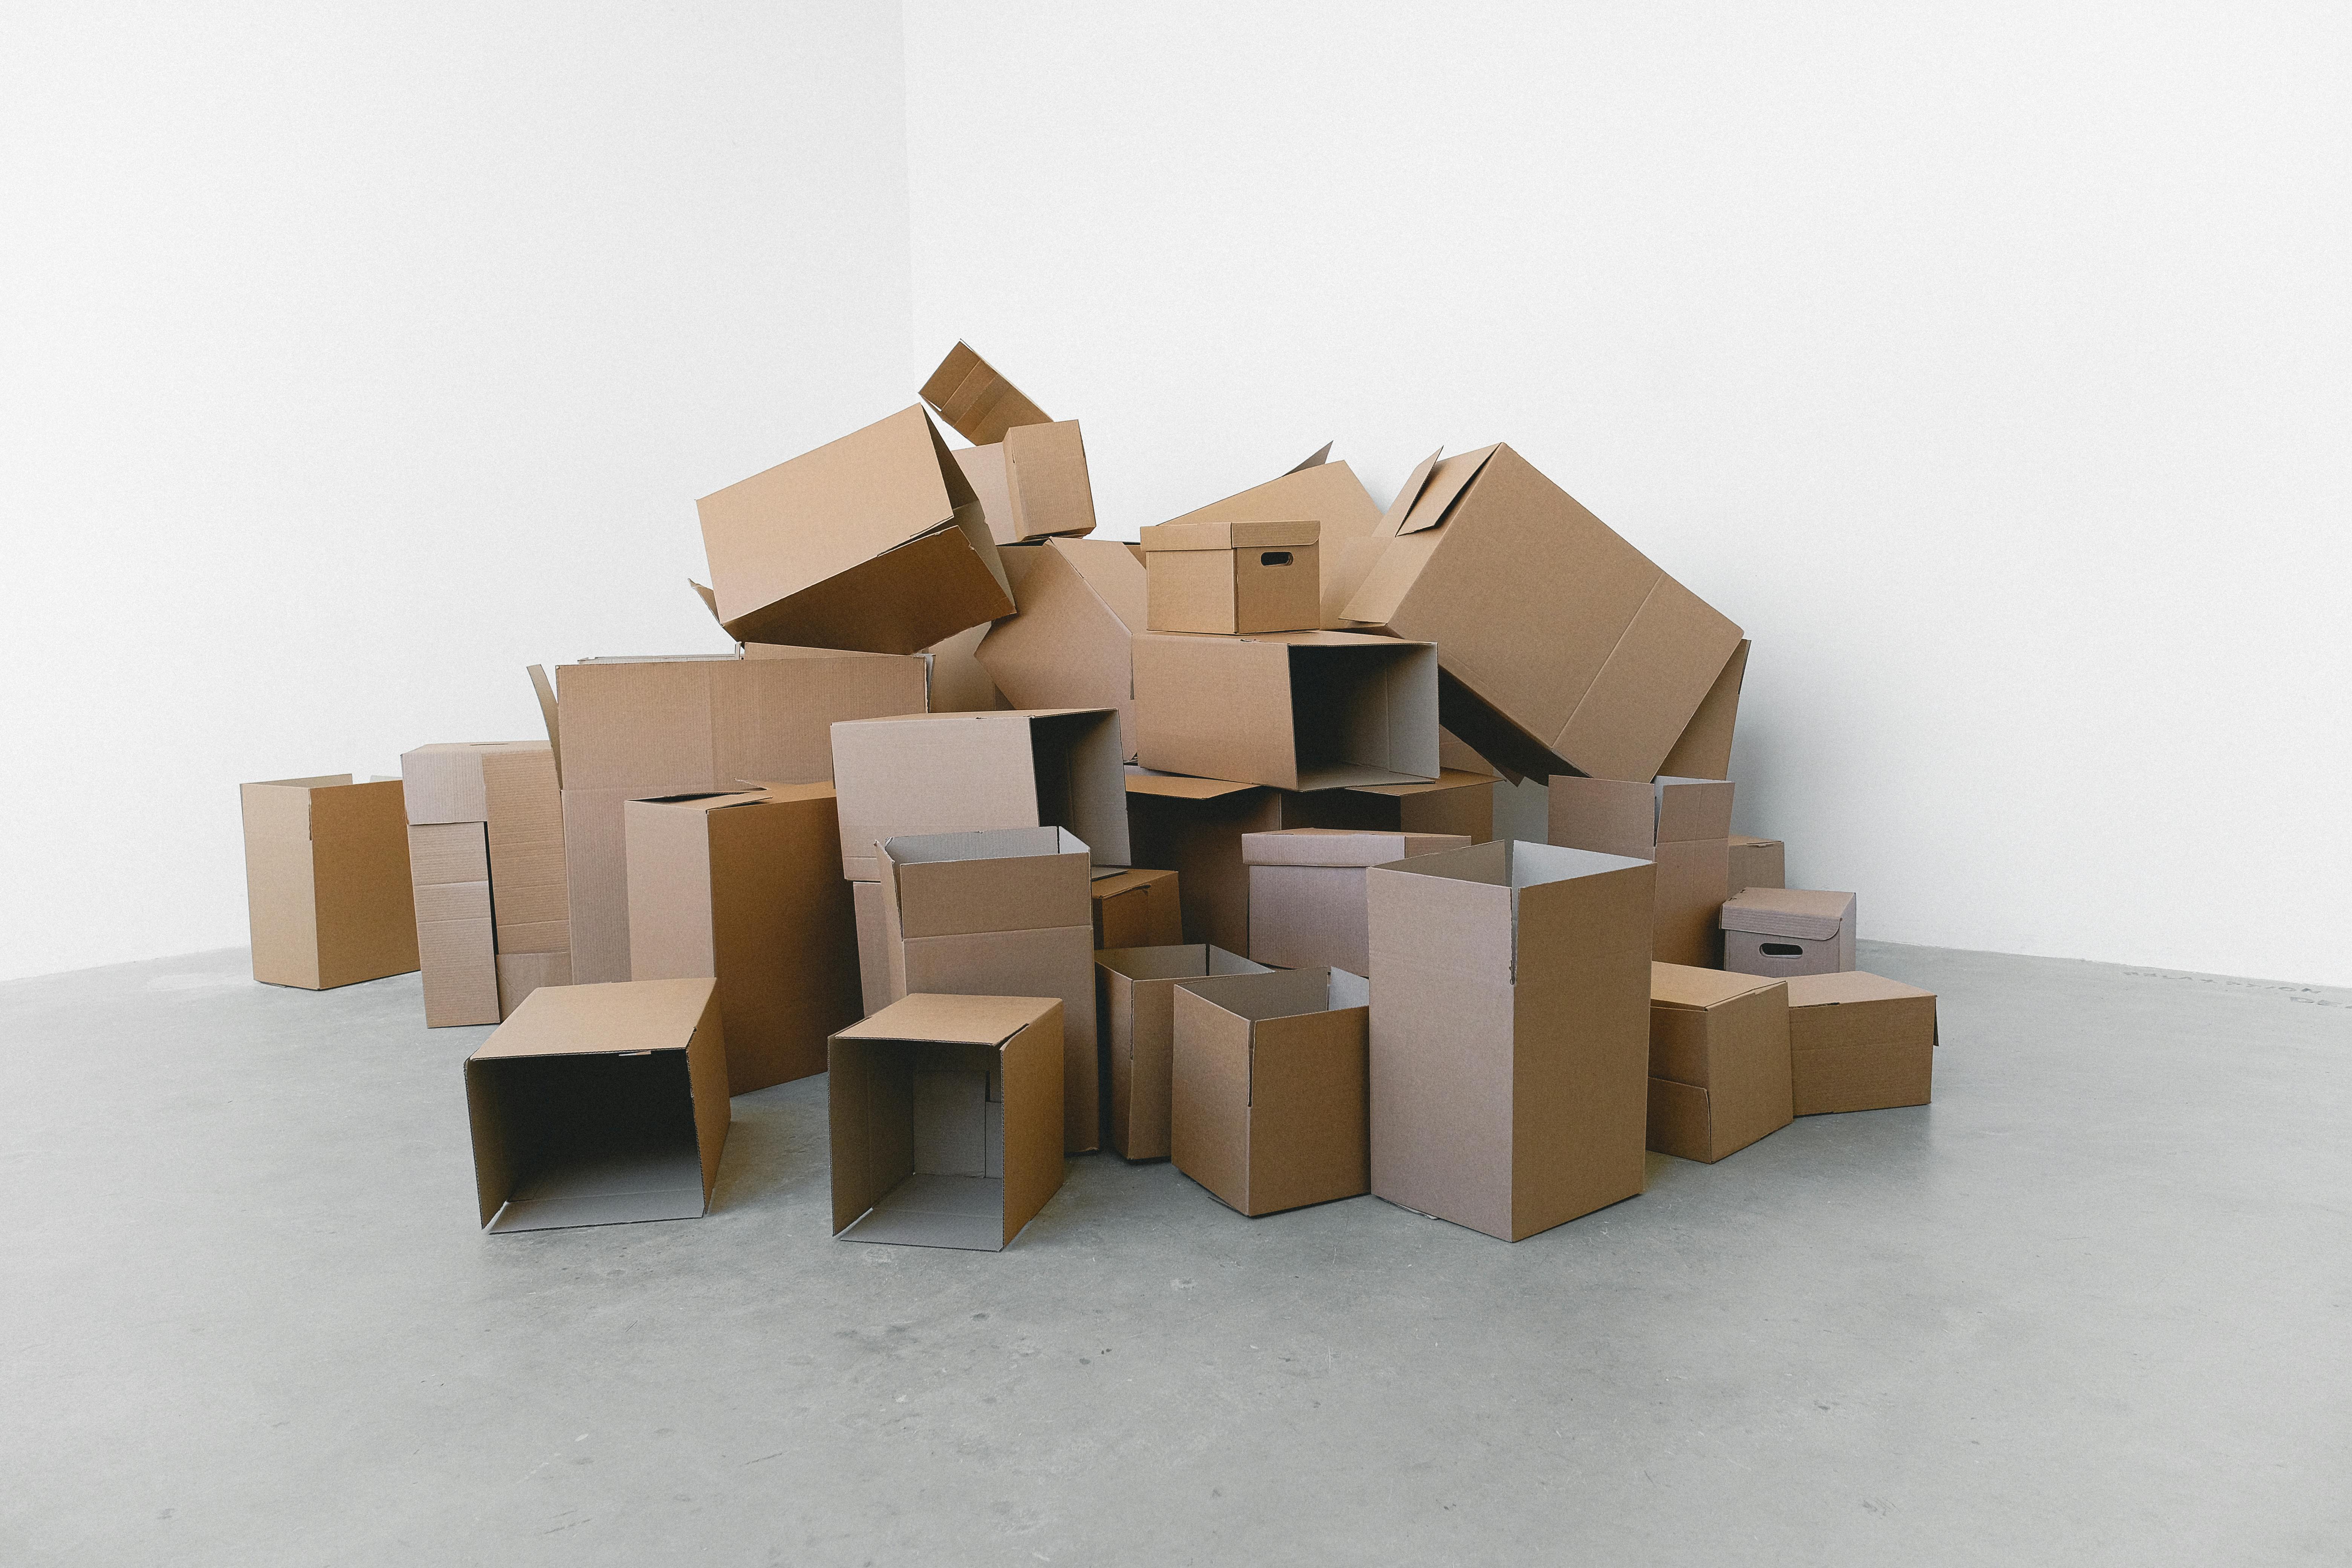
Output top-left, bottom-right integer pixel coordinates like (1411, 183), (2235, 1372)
(1723, 888), (1856, 977)
(1092, 867), (1183, 951)
(1241, 828), (1471, 976)
(241, 775), (418, 990)
(1729, 835), (1785, 896)
(402, 739), (571, 1023)
(1548, 774), (1734, 968)
(464, 977), (728, 1233)
(1171, 966), (1371, 1217)
(1140, 520), (1320, 635)
(977, 539), (1146, 759)
(1646, 963), (1793, 1164)
(1132, 630), (1438, 792)
(1786, 971), (1936, 1116)
(831, 992), (1066, 1252)
(1158, 447), (1386, 630)
(1096, 944), (1270, 1161)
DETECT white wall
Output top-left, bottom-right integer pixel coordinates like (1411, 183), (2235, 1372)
(904, 2), (2352, 985)
(0, 3), (913, 980)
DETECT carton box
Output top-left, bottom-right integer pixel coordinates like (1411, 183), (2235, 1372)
(1722, 888), (1856, 977)
(554, 648), (928, 982)
(1132, 630), (1439, 791)
(1095, 944), (1271, 1161)
(1242, 828), (1472, 975)
(1646, 963), (1793, 1163)
(407, 822), (498, 1027)
(1122, 771), (1362, 952)
(1786, 972), (1937, 1115)
(975, 539), (1147, 760)
(923, 623), (1011, 714)
(1139, 520), (1321, 634)
(463, 977), (729, 1233)
(830, 992), (1066, 1251)
(401, 739), (572, 1020)
(1729, 835), (1785, 896)
(1548, 774), (1735, 968)
(1366, 841), (1654, 1241)
(1657, 639), (1750, 781)
(877, 828), (1101, 1153)
(1091, 867), (1183, 950)
(920, 342), (1096, 543)
(240, 775), (417, 990)
(830, 708), (1131, 882)
(1158, 447), (1386, 629)
(496, 951), (571, 1017)
(1343, 445), (1743, 782)
(625, 784), (860, 1095)
(695, 404), (1014, 653)
(1171, 966), (1371, 1216)
(1301, 769), (1497, 844)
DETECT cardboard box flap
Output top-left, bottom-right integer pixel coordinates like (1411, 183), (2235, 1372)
(1240, 828), (1472, 868)
(1374, 449), (1446, 536)
(1096, 943), (1266, 983)
(1659, 640), (1749, 782)
(836, 991), (1058, 1046)
(1651, 961), (1782, 1011)
(1393, 444), (1501, 536)
(1785, 971), (1931, 1008)
(1140, 520), (1320, 552)
(1123, 767), (1260, 802)
(1176, 965), (1369, 1026)
(1721, 888), (1855, 940)
(883, 824), (1088, 864)
(528, 665), (562, 785)
(1048, 537), (1149, 624)
(474, 977), (717, 1061)
(920, 341), (1052, 446)
(1287, 442), (1334, 473)
(1343, 767), (1496, 802)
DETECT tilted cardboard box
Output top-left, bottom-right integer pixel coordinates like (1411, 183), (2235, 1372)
(1786, 971), (1937, 1115)
(830, 992), (1066, 1252)
(1091, 867), (1183, 950)
(1729, 835), (1786, 896)
(920, 342), (1096, 543)
(830, 708), (1131, 882)
(1646, 963), (1794, 1163)
(1722, 888), (1856, 977)
(1171, 966), (1371, 1217)
(1157, 447), (1386, 630)
(1140, 520), (1321, 635)
(975, 539), (1147, 760)
(1343, 444), (1743, 783)
(1132, 630), (1439, 792)
(1658, 640), (1750, 782)
(463, 977), (729, 1233)
(240, 775), (417, 990)
(406, 821), (497, 1027)
(695, 404), (1014, 654)
(1241, 828), (1472, 976)
(1367, 841), (1654, 1241)
(625, 784), (861, 1096)
(1548, 774), (1735, 968)
(1095, 944), (1271, 1162)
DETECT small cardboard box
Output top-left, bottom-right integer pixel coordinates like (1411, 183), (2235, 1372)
(1171, 966), (1371, 1217)
(463, 977), (729, 1233)
(1647, 963), (1794, 1163)
(1241, 828), (1472, 975)
(830, 992), (1066, 1251)
(1124, 772), (1341, 952)
(830, 708), (1131, 882)
(1140, 520), (1321, 635)
(1548, 774), (1734, 968)
(975, 539), (1147, 760)
(1367, 841), (1654, 1241)
(1132, 630), (1439, 791)
(407, 821), (498, 1027)
(1302, 769), (1497, 843)
(695, 404), (1014, 653)
(1158, 447), (1386, 629)
(1096, 945), (1271, 1161)
(240, 775), (417, 990)
(920, 342), (1099, 544)
(1658, 639), (1750, 781)
(625, 784), (860, 1095)
(878, 828), (1101, 1153)
(1091, 867), (1183, 950)
(1722, 888), (1856, 977)
(1786, 972), (1937, 1115)
(1729, 835), (1785, 896)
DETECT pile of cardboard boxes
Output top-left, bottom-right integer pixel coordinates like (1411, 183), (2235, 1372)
(240, 343), (1940, 1251)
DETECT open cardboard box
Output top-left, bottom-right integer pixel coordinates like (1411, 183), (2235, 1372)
(1132, 630), (1438, 792)
(240, 775), (417, 991)
(920, 342), (1097, 543)
(1242, 828), (1471, 976)
(1096, 943), (1271, 1161)
(1647, 963), (1794, 1163)
(1171, 966), (1371, 1217)
(975, 539), (1147, 760)
(1549, 774), (1735, 968)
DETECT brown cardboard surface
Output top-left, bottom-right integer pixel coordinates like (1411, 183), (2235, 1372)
(1132, 631), (1439, 791)
(1170, 967), (1370, 1217)
(1095, 945), (1269, 1161)
(1122, 771), (1370, 952)
(1241, 830), (1472, 977)
(919, 341), (1053, 446)
(1549, 775), (1734, 968)
(1143, 531), (1322, 635)
(1646, 962), (1793, 1162)
(1001, 420), (1098, 541)
(1239, 828), (1472, 867)
(1786, 971), (1937, 1115)
(1729, 836), (1786, 895)
(408, 822), (498, 1027)
(241, 776), (418, 991)
(1157, 458), (1384, 630)
(1658, 640), (1750, 782)
(496, 950), (571, 1016)
(1091, 868), (1184, 950)
(851, 879), (888, 1017)
(1322, 770), (1497, 843)
(1723, 888), (1857, 976)
(923, 623), (1011, 713)
(975, 540), (1147, 759)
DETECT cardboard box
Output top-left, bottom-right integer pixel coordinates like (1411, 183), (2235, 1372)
(1786, 972), (1936, 1115)
(1122, 771), (1373, 951)
(1646, 963), (1794, 1163)
(851, 878), (889, 1017)
(496, 951), (571, 1016)
(830, 992), (1066, 1251)
(463, 977), (729, 1233)
(1303, 769), (1497, 844)
(919, 340), (1052, 444)
(1343, 444), (1743, 782)
(625, 784), (860, 1095)
(1366, 841), (1654, 1241)
(401, 739), (572, 1020)
(1729, 835), (1785, 896)
(407, 822), (498, 1027)
(1658, 639), (1750, 781)
(877, 828), (1101, 1153)
(1242, 828), (1472, 975)
(695, 404), (1014, 653)
(975, 539), (1147, 759)
(1723, 888), (1856, 977)
(920, 342), (1096, 542)
(1091, 867), (1183, 950)
(923, 623), (1011, 713)
(240, 775), (417, 990)
(830, 708), (1131, 882)
(1095, 944), (1271, 1161)
(1157, 447), (1386, 629)
(554, 649), (928, 982)
(1140, 520), (1321, 635)
(1171, 966), (1371, 1216)
(1548, 774), (1734, 968)
(1132, 630), (1438, 791)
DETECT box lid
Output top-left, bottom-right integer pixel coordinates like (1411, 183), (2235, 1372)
(1139, 520), (1320, 552)
(1785, 971), (1932, 1008)
(1651, 962), (1782, 1010)
(472, 977), (715, 1061)
(836, 991), (1059, 1046)
(1241, 828), (1471, 868)
(1721, 887), (1855, 939)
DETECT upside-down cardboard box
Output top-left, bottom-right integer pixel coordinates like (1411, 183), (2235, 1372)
(1158, 446), (1387, 630)
(1140, 521), (1321, 635)
(1722, 888), (1856, 977)
(463, 977), (729, 1233)
(1786, 972), (1937, 1115)
(240, 775), (417, 990)
(1548, 775), (1734, 968)
(1132, 630), (1438, 792)
(1091, 868), (1182, 950)
(830, 992), (1065, 1251)
(919, 341), (1098, 545)
(1171, 966), (1371, 1217)
(401, 740), (571, 1024)
(976, 539), (1147, 759)
(1646, 963), (1794, 1163)
(1095, 944), (1271, 1161)
(625, 784), (860, 1095)
(1241, 828), (1471, 976)
(1367, 841), (1654, 1241)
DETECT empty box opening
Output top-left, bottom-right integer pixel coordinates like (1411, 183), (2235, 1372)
(1288, 645), (1415, 789)
(482, 1051), (703, 1232)
(841, 1040), (1007, 1251)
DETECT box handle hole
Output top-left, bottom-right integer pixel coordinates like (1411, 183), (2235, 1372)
(1259, 551), (1293, 567)
(1759, 943), (1804, 957)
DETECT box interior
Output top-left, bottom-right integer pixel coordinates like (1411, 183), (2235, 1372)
(476, 1051), (706, 1233)
(1285, 643), (1432, 789)
(837, 1040), (1009, 1251)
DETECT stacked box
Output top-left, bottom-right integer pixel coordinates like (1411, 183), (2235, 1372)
(1646, 963), (1794, 1163)
(402, 740), (572, 1024)
(1548, 774), (1735, 968)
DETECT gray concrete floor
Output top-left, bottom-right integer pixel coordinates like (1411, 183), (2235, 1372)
(3, 943), (2347, 1567)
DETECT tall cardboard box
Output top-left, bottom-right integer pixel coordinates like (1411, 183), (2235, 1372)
(1158, 448), (1386, 630)
(830, 992), (1066, 1251)
(1343, 444), (1743, 783)
(920, 341), (1098, 543)
(402, 739), (571, 1023)
(1729, 836), (1785, 896)
(625, 784), (860, 1095)
(1548, 774), (1735, 968)
(976, 539), (1146, 758)
(1091, 868), (1183, 950)
(1241, 828), (1472, 976)
(1140, 521), (1321, 635)
(1132, 630), (1438, 791)
(1095, 945), (1271, 1161)
(695, 405), (1014, 654)
(463, 977), (729, 1233)
(877, 828), (1101, 1153)
(830, 708), (1131, 882)
(1646, 963), (1794, 1163)
(1722, 888), (1857, 977)
(1171, 966), (1371, 1217)
(1366, 841), (1654, 1241)
(240, 775), (417, 990)
(1786, 972), (1937, 1115)
(406, 822), (497, 1026)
